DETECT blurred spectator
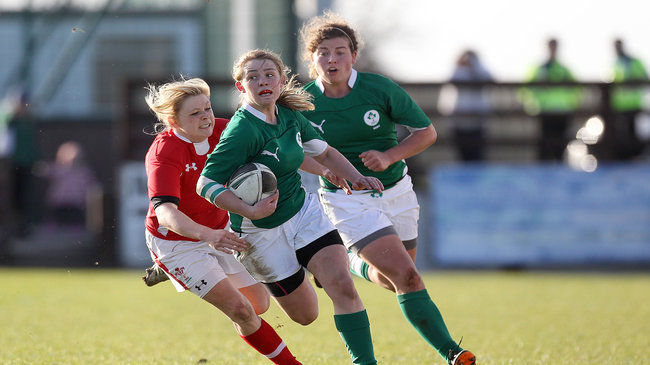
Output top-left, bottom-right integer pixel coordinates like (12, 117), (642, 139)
(41, 141), (98, 227)
(449, 49), (493, 161)
(520, 38), (582, 161)
(4, 91), (40, 236)
(610, 38), (648, 159)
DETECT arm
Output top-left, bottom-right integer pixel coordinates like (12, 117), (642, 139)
(300, 156), (352, 194)
(155, 202), (247, 253)
(359, 124), (437, 172)
(196, 175), (278, 221)
(312, 146), (383, 192)
(212, 189), (278, 221)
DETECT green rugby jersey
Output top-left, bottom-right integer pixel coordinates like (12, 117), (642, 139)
(302, 69), (431, 189)
(201, 104), (324, 231)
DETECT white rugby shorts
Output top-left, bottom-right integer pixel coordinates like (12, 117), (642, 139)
(145, 230), (257, 298)
(318, 174), (420, 249)
(233, 192), (336, 283)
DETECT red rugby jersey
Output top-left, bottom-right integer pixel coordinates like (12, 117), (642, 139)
(144, 118), (229, 241)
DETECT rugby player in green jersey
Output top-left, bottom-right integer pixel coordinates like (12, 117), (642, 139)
(298, 12), (477, 365)
(197, 49), (383, 365)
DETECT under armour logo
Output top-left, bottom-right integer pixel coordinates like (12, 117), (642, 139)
(310, 119), (326, 134)
(261, 147), (280, 162)
(195, 279), (208, 291)
(185, 163), (197, 171)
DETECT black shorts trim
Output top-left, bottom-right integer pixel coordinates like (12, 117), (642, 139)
(403, 238), (418, 250)
(350, 226), (398, 255)
(264, 268), (305, 297)
(295, 230), (344, 267)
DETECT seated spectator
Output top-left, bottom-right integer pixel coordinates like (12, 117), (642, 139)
(44, 141), (98, 226)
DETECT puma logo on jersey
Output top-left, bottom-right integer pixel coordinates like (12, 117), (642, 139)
(261, 147), (280, 162)
(185, 163), (197, 171)
(310, 119), (326, 134)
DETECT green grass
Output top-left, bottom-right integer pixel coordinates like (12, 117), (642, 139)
(0, 268), (648, 364)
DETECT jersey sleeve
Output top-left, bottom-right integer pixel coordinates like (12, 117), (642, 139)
(383, 78), (431, 129)
(146, 140), (183, 200)
(296, 111), (328, 156)
(297, 110), (324, 142)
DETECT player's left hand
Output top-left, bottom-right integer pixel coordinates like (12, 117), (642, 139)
(359, 150), (392, 172)
(322, 168), (352, 194)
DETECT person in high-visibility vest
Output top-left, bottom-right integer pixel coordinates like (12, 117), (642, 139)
(611, 39), (648, 159)
(520, 38), (582, 161)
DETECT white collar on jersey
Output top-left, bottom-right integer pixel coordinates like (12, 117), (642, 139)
(173, 129), (210, 155)
(243, 102), (279, 123)
(315, 68), (358, 93)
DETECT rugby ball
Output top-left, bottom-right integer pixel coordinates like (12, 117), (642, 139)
(227, 163), (277, 205)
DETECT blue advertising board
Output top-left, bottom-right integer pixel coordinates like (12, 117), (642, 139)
(428, 163), (650, 267)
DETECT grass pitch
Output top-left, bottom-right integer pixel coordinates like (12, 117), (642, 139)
(0, 268), (648, 364)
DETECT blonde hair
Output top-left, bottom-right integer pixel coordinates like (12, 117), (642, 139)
(144, 77), (210, 134)
(299, 11), (363, 79)
(232, 49), (314, 112)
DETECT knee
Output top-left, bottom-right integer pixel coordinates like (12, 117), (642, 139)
(227, 300), (257, 325)
(337, 277), (360, 301)
(394, 266), (424, 292)
(324, 273), (359, 302)
(288, 307), (318, 326)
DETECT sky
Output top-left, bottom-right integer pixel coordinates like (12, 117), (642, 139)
(3, 0), (647, 83)
(333, 0), (650, 82)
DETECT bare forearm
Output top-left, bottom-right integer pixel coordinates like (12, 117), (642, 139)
(384, 125), (437, 163)
(313, 147), (363, 181)
(212, 190), (254, 217)
(155, 204), (212, 241)
(300, 156), (328, 176)
(155, 202), (249, 254)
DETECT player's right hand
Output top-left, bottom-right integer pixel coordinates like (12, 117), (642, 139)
(207, 229), (249, 254)
(351, 176), (384, 192)
(246, 191), (279, 220)
(323, 168), (352, 194)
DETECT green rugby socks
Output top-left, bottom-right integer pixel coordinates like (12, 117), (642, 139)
(334, 310), (377, 365)
(397, 289), (459, 359)
(348, 251), (371, 281)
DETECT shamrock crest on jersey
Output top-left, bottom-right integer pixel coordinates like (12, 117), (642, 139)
(296, 132), (303, 148)
(261, 147), (280, 162)
(363, 110), (380, 129)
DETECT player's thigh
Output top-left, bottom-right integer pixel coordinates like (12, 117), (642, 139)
(147, 232), (236, 297)
(407, 246), (417, 262)
(236, 227), (302, 284)
(359, 234), (421, 287)
(306, 243), (351, 285)
(319, 191), (392, 249)
(383, 179), (420, 242)
(272, 276), (319, 325)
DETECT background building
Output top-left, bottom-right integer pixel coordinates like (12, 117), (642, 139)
(0, 0), (648, 270)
